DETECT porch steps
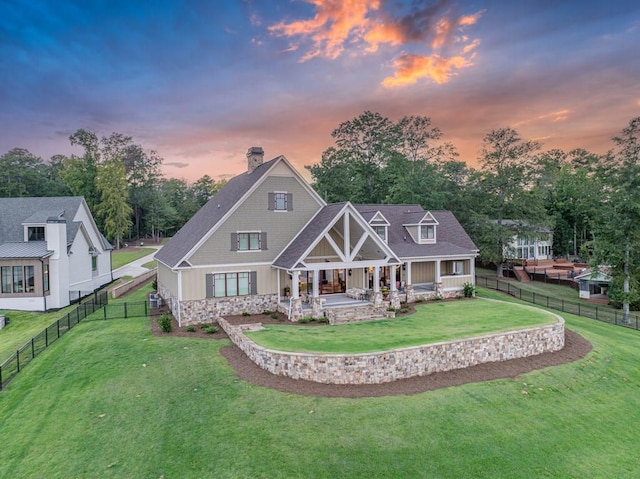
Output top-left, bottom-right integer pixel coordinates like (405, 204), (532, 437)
(513, 266), (530, 282)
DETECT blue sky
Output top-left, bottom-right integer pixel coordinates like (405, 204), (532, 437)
(1, 0), (638, 181)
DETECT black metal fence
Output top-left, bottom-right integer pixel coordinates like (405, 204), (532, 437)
(0, 292), (150, 391)
(476, 275), (640, 330)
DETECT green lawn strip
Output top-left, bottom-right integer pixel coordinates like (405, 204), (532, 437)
(141, 260), (156, 269)
(0, 302), (639, 478)
(245, 300), (556, 353)
(111, 247), (156, 269)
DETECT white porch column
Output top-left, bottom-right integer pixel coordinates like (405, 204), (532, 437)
(389, 265), (401, 309)
(373, 267), (380, 293)
(390, 265), (397, 291)
(292, 271), (300, 298)
(406, 261), (412, 286)
(470, 259), (476, 284)
(435, 260), (442, 294)
(312, 271), (320, 297)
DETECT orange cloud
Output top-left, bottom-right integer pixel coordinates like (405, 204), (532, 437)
(269, 0), (380, 61)
(269, 1), (483, 86)
(364, 23), (406, 52)
(382, 53), (470, 87)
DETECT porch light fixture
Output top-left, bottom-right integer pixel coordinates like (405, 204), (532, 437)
(348, 269), (352, 276)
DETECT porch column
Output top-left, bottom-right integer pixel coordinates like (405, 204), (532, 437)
(290, 270), (303, 321)
(405, 262), (412, 287)
(435, 260), (442, 295)
(312, 270), (320, 298)
(404, 261), (415, 303)
(292, 271), (300, 298)
(389, 265), (401, 309)
(390, 265), (397, 291)
(470, 259), (476, 284)
(373, 267), (383, 306)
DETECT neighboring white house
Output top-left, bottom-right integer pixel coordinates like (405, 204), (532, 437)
(0, 197), (112, 311)
(155, 147), (479, 325)
(498, 220), (553, 261)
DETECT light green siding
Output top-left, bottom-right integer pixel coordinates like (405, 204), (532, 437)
(157, 262), (178, 297)
(189, 175), (321, 266)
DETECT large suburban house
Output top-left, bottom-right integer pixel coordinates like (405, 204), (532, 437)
(0, 197), (113, 311)
(155, 148), (479, 325)
(498, 220), (553, 261)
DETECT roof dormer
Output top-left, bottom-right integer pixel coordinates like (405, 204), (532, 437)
(368, 211), (390, 243)
(403, 211), (439, 244)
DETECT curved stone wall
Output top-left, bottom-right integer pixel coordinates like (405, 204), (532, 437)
(219, 302), (565, 385)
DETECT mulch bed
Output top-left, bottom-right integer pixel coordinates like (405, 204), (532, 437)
(150, 308), (592, 398)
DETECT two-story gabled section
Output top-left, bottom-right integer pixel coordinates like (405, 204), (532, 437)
(156, 148), (479, 325)
(0, 197), (113, 311)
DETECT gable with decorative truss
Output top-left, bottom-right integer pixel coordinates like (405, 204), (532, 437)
(273, 202), (400, 271)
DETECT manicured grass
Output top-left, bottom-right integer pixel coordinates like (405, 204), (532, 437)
(246, 299), (556, 353)
(111, 247), (156, 269)
(0, 291), (639, 478)
(0, 304), (84, 363)
(141, 260), (157, 269)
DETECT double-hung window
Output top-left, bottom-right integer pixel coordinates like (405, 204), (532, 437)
(268, 192), (293, 211)
(238, 232), (260, 251)
(420, 225), (435, 241)
(232, 232), (267, 252)
(373, 226), (387, 242)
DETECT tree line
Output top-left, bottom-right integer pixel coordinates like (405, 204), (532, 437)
(2, 115), (638, 317)
(0, 129), (225, 248)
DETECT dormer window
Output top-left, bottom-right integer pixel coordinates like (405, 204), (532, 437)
(420, 225), (435, 242)
(28, 226), (45, 241)
(373, 225), (387, 242)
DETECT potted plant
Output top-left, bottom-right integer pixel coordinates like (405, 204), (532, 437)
(283, 286), (291, 297)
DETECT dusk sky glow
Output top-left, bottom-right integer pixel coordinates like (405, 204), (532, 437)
(1, 0), (639, 182)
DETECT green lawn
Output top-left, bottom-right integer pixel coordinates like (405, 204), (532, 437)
(111, 247), (156, 269)
(141, 260), (157, 269)
(1, 288), (639, 478)
(246, 299), (556, 353)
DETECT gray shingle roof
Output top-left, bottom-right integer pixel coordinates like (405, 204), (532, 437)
(0, 241), (52, 259)
(0, 197), (85, 246)
(355, 205), (478, 258)
(155, 157), (280, 268)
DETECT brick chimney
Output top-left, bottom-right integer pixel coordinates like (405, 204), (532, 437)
(246, 146), (264, 173)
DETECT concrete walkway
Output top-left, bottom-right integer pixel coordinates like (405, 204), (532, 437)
(112, 245), (162, 279)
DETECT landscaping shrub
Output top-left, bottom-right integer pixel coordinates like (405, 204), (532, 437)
(186, 325), (196, 332)
(463, 282), (476, 298)
(270, 313), (278, 319)
(158, 313), (172, 333)
(242, 311), (251, 317)
(262, 310), (272, 315)
(297, 316), (314, 323)
(151, 279), (158, 291)
(204, 325), (218, 334)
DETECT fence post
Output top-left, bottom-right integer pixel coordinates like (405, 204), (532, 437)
(57, 320), (60, 338)
(547, 296), (549, 308)
(0, 366), (3, 391)
(67, 313), (71, 330)
(596, 307), (598, 321)
(124, 302), (128, 319)
(562, 300), (564, 312)
(16, 350), (20, 373)
(533, 292), (535, 305)
(45, 327), (48, 347)
(31, 338), (35, 358)
(145, 300), (148, 317)
(578, 303), (580, 316)
(104, 306), (107, 320)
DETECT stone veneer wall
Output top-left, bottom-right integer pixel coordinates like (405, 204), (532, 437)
(218, 306), (565, 385)
(178, 294), (279, 326)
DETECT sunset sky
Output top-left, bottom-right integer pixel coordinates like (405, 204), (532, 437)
(1, 0), (639, 182)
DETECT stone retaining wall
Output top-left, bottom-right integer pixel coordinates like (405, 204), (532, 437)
(219, 303), (565, 385)
(177, 294), (279, 326)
